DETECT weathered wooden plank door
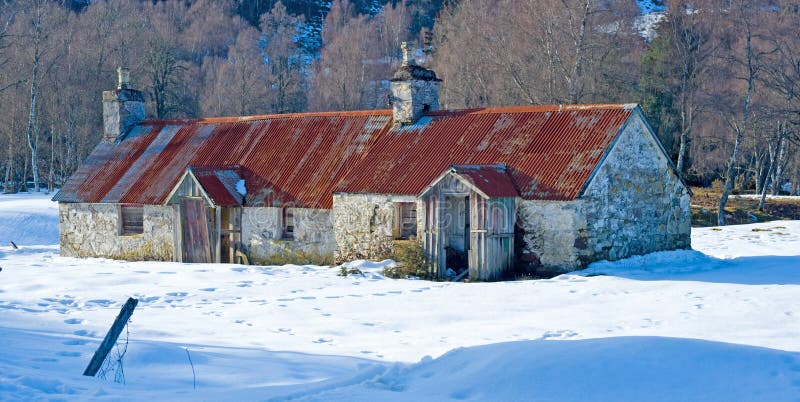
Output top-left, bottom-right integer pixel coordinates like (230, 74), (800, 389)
(180, 198), (213, 263)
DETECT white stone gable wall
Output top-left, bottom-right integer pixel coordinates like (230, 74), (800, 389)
(580, 113), (691, 262)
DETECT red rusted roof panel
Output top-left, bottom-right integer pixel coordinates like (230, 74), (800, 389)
(55, 111), (393, 208)
(190, 166), (243, 207)
(337, 105), (633, 200)
(450, 164), (519, 198)
(54, 104), (634, 207)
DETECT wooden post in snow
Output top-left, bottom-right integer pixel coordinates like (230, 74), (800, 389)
(83, 297), (138, 377)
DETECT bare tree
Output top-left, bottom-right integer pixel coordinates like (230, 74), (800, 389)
(16, 1), (63, 192)
(717, 0), (766, 225)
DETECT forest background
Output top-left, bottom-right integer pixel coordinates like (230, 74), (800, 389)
(1, 0), (798, 224)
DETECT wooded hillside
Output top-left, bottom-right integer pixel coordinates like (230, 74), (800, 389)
(0, 0), (798, 224)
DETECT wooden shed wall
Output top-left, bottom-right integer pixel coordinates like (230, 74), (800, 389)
(469, 197), (515, 281)
(422, 173), (517, 281)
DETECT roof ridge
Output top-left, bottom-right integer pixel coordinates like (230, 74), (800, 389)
(140, 103), (637, 126)
(141, 110), (394, 125)
(428, 104), (637, 116)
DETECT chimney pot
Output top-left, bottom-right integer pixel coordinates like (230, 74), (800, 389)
(117, 67), (131, 90)
(401, 41), (416, 66)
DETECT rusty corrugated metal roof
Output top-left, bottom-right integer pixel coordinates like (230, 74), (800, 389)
(54, 104), (635, 208)
(449, 164), (519, 198)
(337, 104), (635, 200)
(189, 166), (243, 207)
(55, 111), (393, 208)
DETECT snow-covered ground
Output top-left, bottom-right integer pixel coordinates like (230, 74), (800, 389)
(1, 193), (799, 400)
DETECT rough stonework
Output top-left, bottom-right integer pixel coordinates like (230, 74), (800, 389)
(390, 80), (440, 126)
(332, 194), (423, 263)
(389, 45), (440, 126)
(102, 88), (145, 143)
(516, 200), (586, 275)
(514, 115), (691, 277)
(241, 207), (336, 265)
(581, 115), (691, 262)
(59, 203), (174, 260)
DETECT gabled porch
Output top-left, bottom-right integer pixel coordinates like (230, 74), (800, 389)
(419, 165), (518, 281)
(165, 165), (246, 264)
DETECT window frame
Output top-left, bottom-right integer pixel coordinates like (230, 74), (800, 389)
(119, 204), (144, 236)
(282, 208), (294, 240)
(394, 202), (417, 240)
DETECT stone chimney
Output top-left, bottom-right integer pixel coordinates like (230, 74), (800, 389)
(390, 42), (441, 127)
(102, 67), (145, 143)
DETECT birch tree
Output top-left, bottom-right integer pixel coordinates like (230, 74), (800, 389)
(717, 0), (762, 225)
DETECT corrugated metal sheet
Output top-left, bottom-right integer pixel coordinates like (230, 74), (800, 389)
(450, 164), (519, 198)
(190, 166), (243, 207)
(55, 111), (393, 209)
(54, 104), (634, 208)
(337, 104), (634, 200)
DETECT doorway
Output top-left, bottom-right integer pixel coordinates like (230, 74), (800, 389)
(180, 198), (213, 263)
(443, 194), (469, 271)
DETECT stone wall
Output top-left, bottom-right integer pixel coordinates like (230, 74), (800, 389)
(332, 193), (423, 263)
(515, 200), (587, 276)
(241, 207), (336, 265)
(59, 203), (174, 260)
(581, 114), (691, 262)
(390, 79), (440, 126)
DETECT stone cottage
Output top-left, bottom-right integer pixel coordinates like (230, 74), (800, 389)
(54, 47), (691, 280)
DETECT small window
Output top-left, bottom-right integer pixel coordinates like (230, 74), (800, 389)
(282, 208), (294, 240)
(120, 205), (144, 235)
(394, 202), (417, 240)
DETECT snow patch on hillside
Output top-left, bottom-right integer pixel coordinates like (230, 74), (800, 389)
(0, 191), (59, 246)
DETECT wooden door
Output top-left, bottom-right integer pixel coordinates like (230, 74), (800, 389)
(180, 198), (213, 263)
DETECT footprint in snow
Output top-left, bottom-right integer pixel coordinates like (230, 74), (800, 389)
(313, 338), (332, 343)
(87, 299), (114, 307)
(138, 296), (159, 304)
(63, 339), (87, 346)
(199, 288), (216, 292)
(64, 318), (85, 325)
(158, 271), (177, 275)
(541, 330), (578, 340)
(57, 351), (81, 357)
(165, 292), (187, 297)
